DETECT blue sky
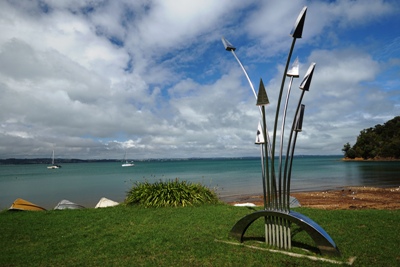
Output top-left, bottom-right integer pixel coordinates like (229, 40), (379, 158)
(0, 0), (399, 159)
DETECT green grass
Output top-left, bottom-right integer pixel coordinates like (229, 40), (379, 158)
(0, 205), (399, 266)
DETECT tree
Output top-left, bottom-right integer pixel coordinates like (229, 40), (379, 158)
(342, 142), (351, 155)
(342, 142), (356, 159)
(347, 149), (356, 159)
(343, 116), (400, 159)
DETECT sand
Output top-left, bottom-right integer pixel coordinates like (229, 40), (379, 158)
(229, 186), (400, 210)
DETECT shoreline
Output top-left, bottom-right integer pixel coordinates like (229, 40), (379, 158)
(342, 157), (400, 162)
(226, 186), (400, 210)
(3, 186), (399, 211)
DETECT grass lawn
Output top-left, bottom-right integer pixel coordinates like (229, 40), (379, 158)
(1, 204), (399, 266)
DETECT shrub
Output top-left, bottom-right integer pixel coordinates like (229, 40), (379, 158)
(125, 178), (220, 207)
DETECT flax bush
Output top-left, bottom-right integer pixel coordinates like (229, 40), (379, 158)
(125, 178), (219, 207)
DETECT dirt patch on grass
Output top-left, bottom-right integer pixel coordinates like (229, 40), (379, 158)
(229, 187), (400, 210)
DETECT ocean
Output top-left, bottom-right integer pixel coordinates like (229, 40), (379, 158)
(1, 156), (399, 210)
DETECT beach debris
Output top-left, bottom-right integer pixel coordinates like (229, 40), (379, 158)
(289, 196), (301, 208)
(234, 203), (256, 207)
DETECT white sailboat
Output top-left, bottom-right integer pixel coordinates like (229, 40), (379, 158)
(47, 150), (61, 169)
(122, 151), (134, 167)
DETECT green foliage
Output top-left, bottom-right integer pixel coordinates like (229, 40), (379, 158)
(343, 116), (400, 159)
(341, 142), (356, 158)
(346, 149), (356, 159)
(342, 142), (351, 154)
(125, 178), (220, 207)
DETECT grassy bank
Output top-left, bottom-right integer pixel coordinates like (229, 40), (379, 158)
(1, 205), (399, 266)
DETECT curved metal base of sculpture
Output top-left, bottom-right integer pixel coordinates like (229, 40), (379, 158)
(230, 210), (341, 257)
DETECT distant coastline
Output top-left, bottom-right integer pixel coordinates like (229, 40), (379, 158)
(0, 158), (121, 165)
(0, 155), (341, 165)
(3, 156), (399, 165)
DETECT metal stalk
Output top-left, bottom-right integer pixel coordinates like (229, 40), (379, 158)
(283, 63), (315, 211)
(278, 78), (292, 210)
(271, 6), (307, 211)
(255, 121), (267, 209)
(270, 38), (296, 210)
(287, 105), (305, 210)
(279, 59), (299, 210)
(221, 37), (272, 156)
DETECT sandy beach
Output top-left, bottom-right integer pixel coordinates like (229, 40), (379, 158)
(229, 186), (400, 210)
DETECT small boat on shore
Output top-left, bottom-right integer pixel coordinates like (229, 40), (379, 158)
(54, 199), (85, 210)
(95, 197), (119, 208)
(9, 198), (46, 211)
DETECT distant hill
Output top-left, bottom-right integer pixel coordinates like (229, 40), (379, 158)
(342, 116), (400, 159)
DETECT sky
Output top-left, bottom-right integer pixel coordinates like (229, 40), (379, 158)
(0, 0), (399, 160)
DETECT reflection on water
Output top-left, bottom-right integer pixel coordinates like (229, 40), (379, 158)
(291, 159), (400, 192)
(356, 161), (400, 187)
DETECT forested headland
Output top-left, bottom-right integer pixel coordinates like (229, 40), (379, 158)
(342, 116), (400, 160)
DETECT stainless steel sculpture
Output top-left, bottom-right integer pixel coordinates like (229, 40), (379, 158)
(222, 6), (341, 257)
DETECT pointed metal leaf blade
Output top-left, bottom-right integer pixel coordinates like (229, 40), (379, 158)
(299, 62), (316, 91)
(256, 79), (269, 106)
(255, 121), (265, 144)
(290, 6), (307, 39)
(287, 57), (300, 77)
(221, 36), (236, 51)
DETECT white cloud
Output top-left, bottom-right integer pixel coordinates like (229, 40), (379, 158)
(0, 0), (399, 159)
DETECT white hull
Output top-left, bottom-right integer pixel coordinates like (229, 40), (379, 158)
(47, 165), (60, 169)
(48, 149), (61, 169)
(54, 199), (85, 210)
(122, 163), (134, 167)
(122, 151), (134, 167)
(95, 197), (119, 208)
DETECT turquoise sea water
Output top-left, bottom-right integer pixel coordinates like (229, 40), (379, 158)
(0, 156), (399, 209)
